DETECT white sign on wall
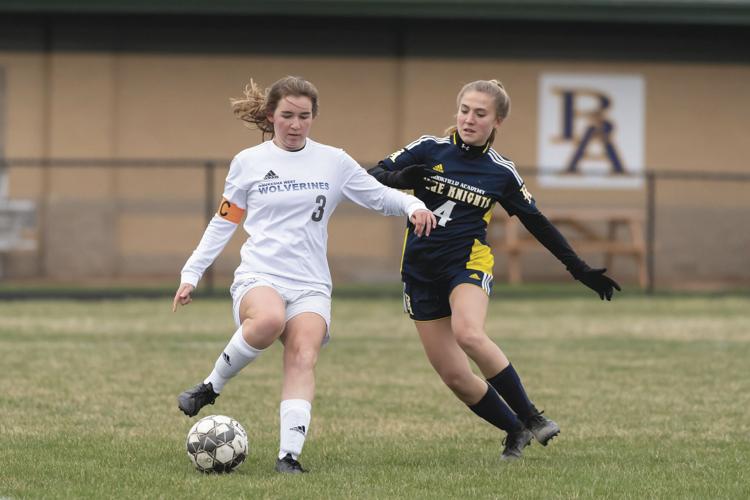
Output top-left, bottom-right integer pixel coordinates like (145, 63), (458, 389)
(537, 73), (645, 188)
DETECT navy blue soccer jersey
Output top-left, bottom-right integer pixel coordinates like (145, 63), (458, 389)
(380, 132), (541, 283)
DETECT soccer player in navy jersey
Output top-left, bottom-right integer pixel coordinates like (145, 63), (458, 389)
(369, 79), (620, 461)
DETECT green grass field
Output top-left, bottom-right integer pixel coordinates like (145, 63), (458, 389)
(1, 290), (749, 499)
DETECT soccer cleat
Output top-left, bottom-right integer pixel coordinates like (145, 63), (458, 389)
(500, 427), (533, 461)
(275, 453), (308, 474)
(524, 410), (560, 446)
(177, 382), (219, 417)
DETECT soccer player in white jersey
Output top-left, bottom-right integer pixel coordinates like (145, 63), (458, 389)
(173, 76), (436, 474)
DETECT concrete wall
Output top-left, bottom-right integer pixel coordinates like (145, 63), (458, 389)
(2, 47), (749, 288)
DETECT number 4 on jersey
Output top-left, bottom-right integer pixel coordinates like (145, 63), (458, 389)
(432, 200), (456, 227)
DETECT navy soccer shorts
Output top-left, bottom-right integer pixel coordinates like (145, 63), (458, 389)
(402, 269), (493, 321)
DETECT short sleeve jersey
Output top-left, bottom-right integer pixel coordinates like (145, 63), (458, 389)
(380, 133), (539, 283)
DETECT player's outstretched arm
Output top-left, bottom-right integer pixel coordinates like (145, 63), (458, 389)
(501, 185), (621, 301)
(172, 283), (196, 312)
(367, 163), (436, 190)
(515, 210), (621, 301)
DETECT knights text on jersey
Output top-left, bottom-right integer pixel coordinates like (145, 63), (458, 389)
(381, 133), (538, 283)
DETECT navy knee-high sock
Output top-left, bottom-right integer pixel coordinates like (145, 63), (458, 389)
(468, 383), (524, 432)
(487, 364), (536, 421)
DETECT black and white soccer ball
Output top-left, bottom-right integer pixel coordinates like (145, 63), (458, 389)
(186, 415), (248, 473)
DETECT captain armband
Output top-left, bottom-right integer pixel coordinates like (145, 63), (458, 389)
(217, 198), (245, 224)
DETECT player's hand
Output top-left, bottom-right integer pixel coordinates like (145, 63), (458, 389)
(410, 209), (437, 237)
(172, 283), (196, 312)
(397, 164), (437, 190)
(368, 163), (437, 190)
(574, 267), (621, 300)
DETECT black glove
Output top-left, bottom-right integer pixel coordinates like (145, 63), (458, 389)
(368, 164), (436, 190)
(572, 267), (621, 301)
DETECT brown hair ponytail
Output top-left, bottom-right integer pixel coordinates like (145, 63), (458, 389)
(230, 76), (319, 140)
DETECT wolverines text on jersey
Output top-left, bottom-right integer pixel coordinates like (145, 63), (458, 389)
(181, 139), (426, 296)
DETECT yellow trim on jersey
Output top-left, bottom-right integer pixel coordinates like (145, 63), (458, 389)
(218, 198), (244, 224)
(466, 238), (494, 275)
(482, 205), (494, 225)
(399, 227), (409, 273)
(413, 316), (452, 323)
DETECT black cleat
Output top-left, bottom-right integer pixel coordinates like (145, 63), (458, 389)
(501, 427), (533, 461)
(525, 410), (560, 446)
(177, 382), (219, 417)
(275, 453), (308, 474)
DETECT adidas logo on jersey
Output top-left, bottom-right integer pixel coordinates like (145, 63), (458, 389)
(469, 273), (481, 280)
(290, 425), (306, 436)
(432, 163), (444, 173)
(263, 170), (279, 180)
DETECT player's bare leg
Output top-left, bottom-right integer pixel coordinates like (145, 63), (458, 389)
(178, 286), (285, 417)
(416, 319), (531, 460)
(275, 313), (326, 473)
(416, 317), (488, 403)
(450, 283), (559, 446)
(449, 284), (510, 375)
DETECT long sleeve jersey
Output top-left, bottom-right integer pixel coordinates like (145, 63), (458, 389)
(378, 133), (587, 282)
(181, 138), (426, 296)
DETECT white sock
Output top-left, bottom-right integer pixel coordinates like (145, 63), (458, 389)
(278, 399), (312, 460)
(204, 325), (263, 393)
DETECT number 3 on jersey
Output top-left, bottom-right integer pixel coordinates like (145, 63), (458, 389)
(311, 195), (327, 222)
(432, 200), (456, 227)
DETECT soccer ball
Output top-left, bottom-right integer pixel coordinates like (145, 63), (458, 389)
(186, 415), (248, 473)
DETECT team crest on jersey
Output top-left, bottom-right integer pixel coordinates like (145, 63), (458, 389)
(432, 164), (444, 173)
(389, 149), (404, 162)
(520, 185), (533, 203)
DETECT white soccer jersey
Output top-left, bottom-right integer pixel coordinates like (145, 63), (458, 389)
(180, 139), (426, 296)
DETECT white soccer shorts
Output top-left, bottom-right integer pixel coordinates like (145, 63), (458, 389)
(230, 274), (331, 345)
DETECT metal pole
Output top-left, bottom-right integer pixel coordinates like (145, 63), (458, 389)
(645, 171), (656, 294)
(37, 21), (53, 279)
(204, 161), (215, 295)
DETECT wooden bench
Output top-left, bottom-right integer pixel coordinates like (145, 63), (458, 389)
(489, 208), (646, 287)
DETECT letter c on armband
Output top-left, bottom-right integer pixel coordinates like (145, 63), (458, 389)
(217, 198), (245, 223)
